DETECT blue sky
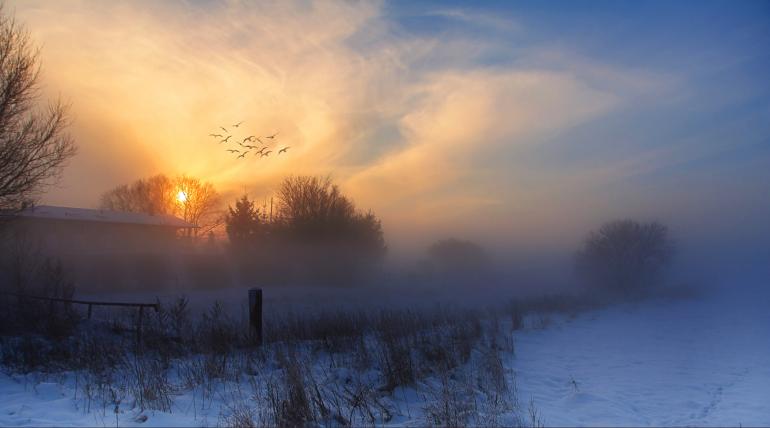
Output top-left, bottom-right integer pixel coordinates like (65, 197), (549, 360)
(388, 0), (770, 247)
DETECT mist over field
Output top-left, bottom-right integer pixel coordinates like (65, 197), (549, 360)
(0, 1), (768, 426)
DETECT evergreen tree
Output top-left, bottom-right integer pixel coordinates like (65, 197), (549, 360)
(225, 195), (260, 247)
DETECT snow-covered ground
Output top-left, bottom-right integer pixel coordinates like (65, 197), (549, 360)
(1, 285), (768, 426)
(514, 285), (770, 426)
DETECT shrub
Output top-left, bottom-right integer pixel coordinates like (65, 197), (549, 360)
(376, 323), (415, 390)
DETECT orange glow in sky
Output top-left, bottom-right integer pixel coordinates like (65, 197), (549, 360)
(10, 0), (769, 253)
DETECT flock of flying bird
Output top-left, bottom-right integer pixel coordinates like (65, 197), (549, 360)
(209, 121), (289, 160)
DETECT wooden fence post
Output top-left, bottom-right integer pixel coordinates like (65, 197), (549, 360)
(137, 306), (144, 344)
(249, 288), (263, 346)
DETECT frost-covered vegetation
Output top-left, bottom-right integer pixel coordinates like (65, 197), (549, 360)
(0, 292), (597, 426)
(3, 284), (769, 427)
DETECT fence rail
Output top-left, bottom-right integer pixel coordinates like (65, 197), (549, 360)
(0, 291), (159, 342)
(2, 289), (263, 347)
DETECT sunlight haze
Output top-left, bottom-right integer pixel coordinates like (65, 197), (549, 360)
(10, 0), (770, 253)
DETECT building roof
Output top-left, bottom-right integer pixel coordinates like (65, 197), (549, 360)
(8, 205), (195, 228)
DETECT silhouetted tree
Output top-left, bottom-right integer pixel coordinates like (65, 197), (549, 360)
(576, 219), (673, 293)
(0, 7), (75, 210)
(244, 175), (386, 284)
(175, 174), (220, 236)
(275, 175), (386, 257)
(100, 174), (221, 235)
(276, 176), (355, 240)
(225, 194), (262, 247)
(351, 211), (386, 259)
(100, 174), (175, 215)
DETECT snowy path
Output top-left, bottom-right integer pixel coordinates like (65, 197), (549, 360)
(513, 287), (770, 427)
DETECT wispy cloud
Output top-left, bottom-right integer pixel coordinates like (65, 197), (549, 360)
(422, 8), (521, 34)
(10, 0), (676, 248)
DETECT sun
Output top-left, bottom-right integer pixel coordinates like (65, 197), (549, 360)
(176, 190), (188, 203)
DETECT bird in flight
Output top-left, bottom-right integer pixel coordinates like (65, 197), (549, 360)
(244, 135), (256, 142)
(263, 150), (272, 157)
(209, 133), (222, 138)
(220, 135), (232, 143)
(265, 132), (279, 139)
(237, 152), (248, 159)
(220, 126), (228, 133)
(226, 149), (240, 153)
(233, 121), (243, 128)
(278, 146), (290, 154)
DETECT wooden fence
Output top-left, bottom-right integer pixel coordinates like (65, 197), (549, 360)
(1, 291), (159, 342)
(2, 288), (264, 346)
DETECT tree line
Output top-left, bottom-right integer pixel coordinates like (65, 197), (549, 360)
(97, 173), (386, 285)
(228, 176), (386, 285)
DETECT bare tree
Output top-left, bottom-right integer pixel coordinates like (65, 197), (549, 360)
(270, 175), (386, 284)
(99, 174), (175, 215)
(100, 174), (221, 236)
(0, 8), (75, 210)
(576, 219), (673, 293)
(275, 175), (385, 256)
(175, 174), (220, 236)
(276, 175), (356, 238)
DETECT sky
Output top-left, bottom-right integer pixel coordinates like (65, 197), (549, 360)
(8, 0), (770, 256)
